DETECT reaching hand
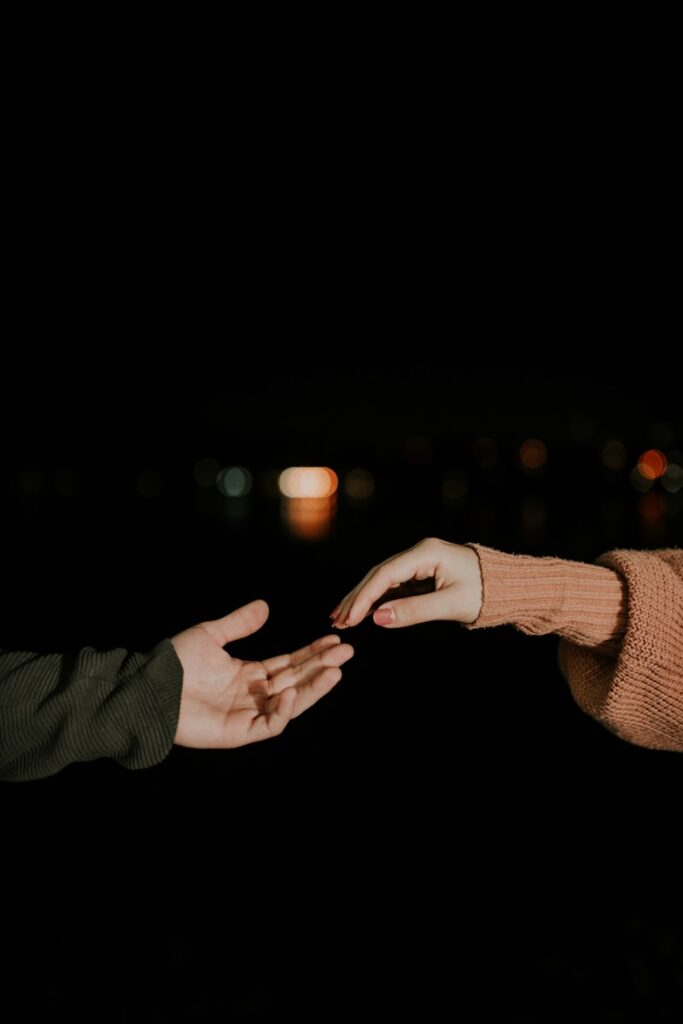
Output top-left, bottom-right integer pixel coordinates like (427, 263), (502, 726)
(171, 600), (353, 748)
(331, 538), (483, 629)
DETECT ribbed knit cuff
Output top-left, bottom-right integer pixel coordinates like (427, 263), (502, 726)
(116, 638), (184, 770)
(465, 544), (627, 651)
(563, 548), (683, 751)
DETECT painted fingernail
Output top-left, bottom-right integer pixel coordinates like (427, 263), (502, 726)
(374, 607), (394, 626)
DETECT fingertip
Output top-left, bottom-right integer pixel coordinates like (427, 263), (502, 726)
(313, 634), (341, 648)
(249, 598), (270, 619)
(339, 643), (354, 662)
(373, 606), (395, 627)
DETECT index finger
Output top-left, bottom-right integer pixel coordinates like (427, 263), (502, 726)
(334, 548), (428, 627)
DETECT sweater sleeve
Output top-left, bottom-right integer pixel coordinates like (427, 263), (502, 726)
(0, 640), (184, 781)
(466, 545), (683, 752)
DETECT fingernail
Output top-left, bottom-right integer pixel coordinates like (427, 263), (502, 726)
(330, 606), (341, 618)
(374, 607), (394, 626)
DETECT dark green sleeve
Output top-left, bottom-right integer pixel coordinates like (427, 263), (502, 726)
(0, 640), (184, 782)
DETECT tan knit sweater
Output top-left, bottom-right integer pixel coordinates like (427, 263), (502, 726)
(467, 545), (683, 752)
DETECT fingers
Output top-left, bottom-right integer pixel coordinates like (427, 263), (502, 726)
(371, 589), (454, 628)
(261, 634), (341, 676)
(247, 686), (298, 743)
(246, 660), (346, 743)
(290, 666), (343, 719)
(267, 641), (354, 694)
(332, 546), (434, 629)
(202, 600), (269, 647)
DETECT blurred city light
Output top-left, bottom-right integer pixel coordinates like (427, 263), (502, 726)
(602, 440), (628, 471)
(570, 412), (596, 443)
(279, 467), (338, 499)
(520, 494), (547, 534)
(217, 466), (253, 498)
(20, 465), (43, 495)
(630, 466), (654, 493)
(637, 449), (668, 480)
(472, 437), (498, 465)
(279, 467), (338, 540)
(662, 463), (683, 494)
(648, 422), (674, 449)
(643, 489), (667, 540)
(343, 468), (375, 500)
(519, 439), (547, 472)
(136, 469), (164, 499)
(282, 496), (335, 540)
(442, 470), (469, 506)
(404, 435), (433, 465)
(54, 468), (79, 497)
(259, 469), (282, 498)
(639, 491), (666, 528)
(194, 457), (220, 488)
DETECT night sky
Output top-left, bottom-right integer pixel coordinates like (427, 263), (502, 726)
(3, 187), (682, 1020)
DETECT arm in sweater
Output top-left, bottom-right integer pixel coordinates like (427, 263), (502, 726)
(468, 545), (683, 752)
(332, 538), (683, 752)
(0, 641), (184, 781)
(1, 601), (356, 782)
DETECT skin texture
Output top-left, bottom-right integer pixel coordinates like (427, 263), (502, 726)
(172, 600), (354, 748)
(331, 538), (483, 630)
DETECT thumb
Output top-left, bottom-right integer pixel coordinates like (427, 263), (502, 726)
(372, 589), (453, 628)
(202, 599), (270, 646)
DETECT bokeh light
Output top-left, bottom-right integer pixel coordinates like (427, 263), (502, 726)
(282, 496), (335, 540)
(136, 469), (164, 499)
(520, 494), (547, 534)
(570, 412), (595, 443)
(442, 470), (469, 505)
(259, 469), (283, 498)
(648, 422), (674, 449)
(602, 440), (627, 471)
(194, 457), (220, 488)
(662, 463), (683, 494)
(343, 468), (375, 500)
(20, 465), (43, 495)
(404, 435), (433, 465)
(54, 468), (79, 497)
(519, 439), (547, 472)
(637, 449), (667, 481)
(638, 489), (663, 524)
(217, 466), (253, 498)
(279, 467), (338, 499)
(630, 466), (654, 493)
(472, 437), (498, 465)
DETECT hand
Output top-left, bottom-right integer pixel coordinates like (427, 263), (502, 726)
(331, 538), (483, 629)
(171, 600), (353, 748)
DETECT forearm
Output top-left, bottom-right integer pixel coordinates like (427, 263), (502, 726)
(0, 641), (183, 781)
(465, 545), (627, 654)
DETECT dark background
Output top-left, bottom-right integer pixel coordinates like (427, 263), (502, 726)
(2, 174), (682, 1021)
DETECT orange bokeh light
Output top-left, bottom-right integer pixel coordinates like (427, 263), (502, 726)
(278, 467), (338, 499)
(519, 439), (547, 471)
(637, 449), (667, 481)
(283, 496), (335, 540)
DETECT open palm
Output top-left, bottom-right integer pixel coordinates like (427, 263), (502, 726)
(171, 600), (353, 749)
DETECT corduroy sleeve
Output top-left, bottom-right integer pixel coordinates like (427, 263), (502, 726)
(0, 640), (184, 781)
(466, 545), (683, 752)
